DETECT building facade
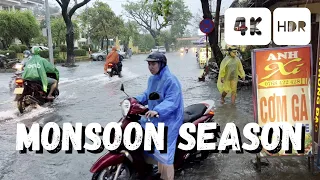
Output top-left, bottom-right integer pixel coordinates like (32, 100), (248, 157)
(0, 0), (44, 11)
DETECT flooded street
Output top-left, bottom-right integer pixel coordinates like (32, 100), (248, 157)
(0, 52), (318, 180)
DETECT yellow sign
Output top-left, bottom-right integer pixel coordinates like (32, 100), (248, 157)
(199, 48), (211, 63)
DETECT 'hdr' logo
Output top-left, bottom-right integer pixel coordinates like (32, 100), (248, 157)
(224, 8), (311, 46)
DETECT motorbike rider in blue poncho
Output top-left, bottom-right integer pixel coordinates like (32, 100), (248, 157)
(135, 52), (184, 180)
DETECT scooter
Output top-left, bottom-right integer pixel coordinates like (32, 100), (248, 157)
(90, 84), (215, 180)
(13, 73), (59, 113)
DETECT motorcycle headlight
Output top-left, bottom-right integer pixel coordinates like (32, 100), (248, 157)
(14, 64), (23, 70)
(121, 100), (131, 116)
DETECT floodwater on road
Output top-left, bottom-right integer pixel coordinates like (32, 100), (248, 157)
(0, 52), (318, 180)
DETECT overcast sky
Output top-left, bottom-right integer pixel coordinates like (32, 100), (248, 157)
(51, 0), (234, 33)
(52, 0), (234, 17)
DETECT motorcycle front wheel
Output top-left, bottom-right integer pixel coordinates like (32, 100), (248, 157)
(92, 163), (132, 180)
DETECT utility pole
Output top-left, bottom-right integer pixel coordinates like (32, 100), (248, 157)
(45, 0), (54, 65)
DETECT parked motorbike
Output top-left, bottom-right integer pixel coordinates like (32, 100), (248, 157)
(237, 74), (252, 90)
(90, 84), (215, 180)
(13, 73), (59, 113)
(0, 53), (20, 69)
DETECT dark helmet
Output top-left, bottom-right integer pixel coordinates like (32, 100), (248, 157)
(145, 52), (167, 66)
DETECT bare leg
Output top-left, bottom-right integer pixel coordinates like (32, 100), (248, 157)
(158, 162), (174, 180)
(221, 92), (227, 104)
(47, 82), (57, 99)
(231, 93), (236, 105)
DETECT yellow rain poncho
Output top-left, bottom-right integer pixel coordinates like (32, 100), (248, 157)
(217, 55), (245, 96)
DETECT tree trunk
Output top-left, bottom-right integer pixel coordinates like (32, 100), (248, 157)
(200, 0), (224, 67)
(106, 37), (109, 54)
(150, 30), (159, 46)
(65, 18), (75, 67)
(100, 37), (104, 50)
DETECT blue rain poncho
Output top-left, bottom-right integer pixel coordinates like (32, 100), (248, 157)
(135, 66), (184, 165)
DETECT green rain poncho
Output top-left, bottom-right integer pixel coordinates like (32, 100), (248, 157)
(217, 55), (245, 96)
(22, 55), (59, 93)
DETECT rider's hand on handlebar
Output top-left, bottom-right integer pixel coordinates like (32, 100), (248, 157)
(221, 78), (224, 83)
(242, 77), (245, 81)
(145, 110), (159, 118)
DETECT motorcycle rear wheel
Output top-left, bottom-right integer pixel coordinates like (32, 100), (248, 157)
(92, 163), (132, 180)
(17, 100), (25, 114)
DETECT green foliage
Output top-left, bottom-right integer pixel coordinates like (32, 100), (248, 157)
(136, 34), (155, 51)
(31, 35), (47, 46)
(81, 45), (89, 51)
(74, 49), (87, 56)
(124, 0), (191, 45)
(51, 17), (80, 45)
(0, 10), (40, 47)
(0, 50), (16, 58)
(39, 50), (60, 58)
(81, 1), (124, 44)
(0, 10), (40, 45)
(60, 45), (67, 52)
(19, 45), (28, 52)
(146, 0), (173, 25)
(9, 45), (22, 53)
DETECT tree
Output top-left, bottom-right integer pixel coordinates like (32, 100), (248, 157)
(123, 0), (192, 46)
(15, 11), (40, 47)
(55, 0), (91, 67)
(51, 17), (80, 46)
(80, 1), (125, 53)
(118, 21), (139, 52)
(146, 0), (224, 66)
(0, 10), (40, 48)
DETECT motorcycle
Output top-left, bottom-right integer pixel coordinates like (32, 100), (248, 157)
(0, 53), (20, 69)
(90, 84), (215, 180)
(106, 62), (122, 77)
(106, 56), (123, 77)
(237, 74), (253, 90)
(13, 73), (59, 113)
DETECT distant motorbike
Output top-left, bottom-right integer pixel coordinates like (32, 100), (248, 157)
(90, 84), (215, 180)
(13, 73), (59, 113)
(185, 49), (188, 53)
(106, 62), (122, 77)
(106, 55), (123, 77)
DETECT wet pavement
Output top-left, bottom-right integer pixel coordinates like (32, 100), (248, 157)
(0, 52), (319, 180)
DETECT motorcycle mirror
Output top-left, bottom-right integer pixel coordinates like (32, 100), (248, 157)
(120, 84), (124, 91)
(149, 92), (160, 100)
(120, 84), (129, 97)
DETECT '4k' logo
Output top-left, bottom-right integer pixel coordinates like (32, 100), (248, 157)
(234, 17), (262, 36)
(224, 8), (310, 46)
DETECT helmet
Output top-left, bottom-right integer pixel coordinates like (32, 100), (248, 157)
(227, 45), (238, 52)
(23, 50), (31, 55)
(145, 52), (167, 66)
(33, 47), (41, 55)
